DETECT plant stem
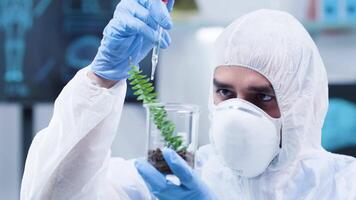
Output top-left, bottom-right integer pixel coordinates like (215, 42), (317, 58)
(128, 65), (186, 151)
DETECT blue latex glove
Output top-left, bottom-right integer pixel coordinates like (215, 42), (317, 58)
(135, 148), (218, 200)
(90, 0), (174, 80)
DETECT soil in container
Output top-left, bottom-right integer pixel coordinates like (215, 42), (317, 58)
(148, 148), (194, 174)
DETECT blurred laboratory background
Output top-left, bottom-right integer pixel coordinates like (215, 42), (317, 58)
(1, 0), (356, 199)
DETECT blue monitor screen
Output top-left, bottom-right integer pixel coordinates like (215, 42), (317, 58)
(0, 0), (151, 103)
(322, 84), (356, 157)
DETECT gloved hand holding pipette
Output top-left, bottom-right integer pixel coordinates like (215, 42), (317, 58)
(90, 0), (175, 81)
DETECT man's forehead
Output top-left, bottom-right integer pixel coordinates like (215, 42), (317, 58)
(215, 66), (270, 81)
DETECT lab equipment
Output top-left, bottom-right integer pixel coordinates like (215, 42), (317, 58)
(321, 0), (339, 22)
(0, 0), (52, 83)
(90, 0), (172, 80)
(144, 103), (199, 174)
(151, 0), (169, 80)
(346, 0), (356, 21)
(151, 27), (163, 80)
(322, 98), (356, 151)
(128, 65), (199, 173)
(210, 98), (281, 178)
(135, 148), (217, 200)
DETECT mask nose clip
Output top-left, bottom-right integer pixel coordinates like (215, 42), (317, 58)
(238, 107), (262, 118)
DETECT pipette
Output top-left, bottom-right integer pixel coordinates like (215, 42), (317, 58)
(151, 0), (169, 80)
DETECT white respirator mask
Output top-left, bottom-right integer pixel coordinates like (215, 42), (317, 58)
(209, 98), (282, 178)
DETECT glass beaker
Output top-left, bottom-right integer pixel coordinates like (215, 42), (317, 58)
(144, 103), (199, 174)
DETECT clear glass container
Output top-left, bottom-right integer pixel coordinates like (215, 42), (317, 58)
(144, 103), (199, 174)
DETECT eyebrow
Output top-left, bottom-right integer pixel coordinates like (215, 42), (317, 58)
(213, 79), (234, 89)
(247, 85), (275, 95)
(213, 79), (275, 95)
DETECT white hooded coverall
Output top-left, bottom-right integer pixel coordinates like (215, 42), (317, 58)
(21, 10), (356, 200)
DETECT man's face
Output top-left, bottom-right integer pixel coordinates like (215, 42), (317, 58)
(213, 66), (281, 118)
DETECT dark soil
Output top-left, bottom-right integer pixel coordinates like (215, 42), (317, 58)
(148, 148), (194, 174)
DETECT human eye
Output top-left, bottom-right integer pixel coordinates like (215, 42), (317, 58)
(258, 93), (274, 102)
(216, 88), (235, 99)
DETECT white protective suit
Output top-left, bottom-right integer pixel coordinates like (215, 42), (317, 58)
(21, 9), (356, 200)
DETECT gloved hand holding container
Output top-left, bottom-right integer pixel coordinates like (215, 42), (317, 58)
(144, 103), (199, 174)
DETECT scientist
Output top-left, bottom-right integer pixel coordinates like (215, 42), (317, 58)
(21, 0), (356, 199)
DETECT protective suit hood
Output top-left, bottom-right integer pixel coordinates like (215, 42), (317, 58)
(196, 9), (355, 199)
(211, 9), (329, 170)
